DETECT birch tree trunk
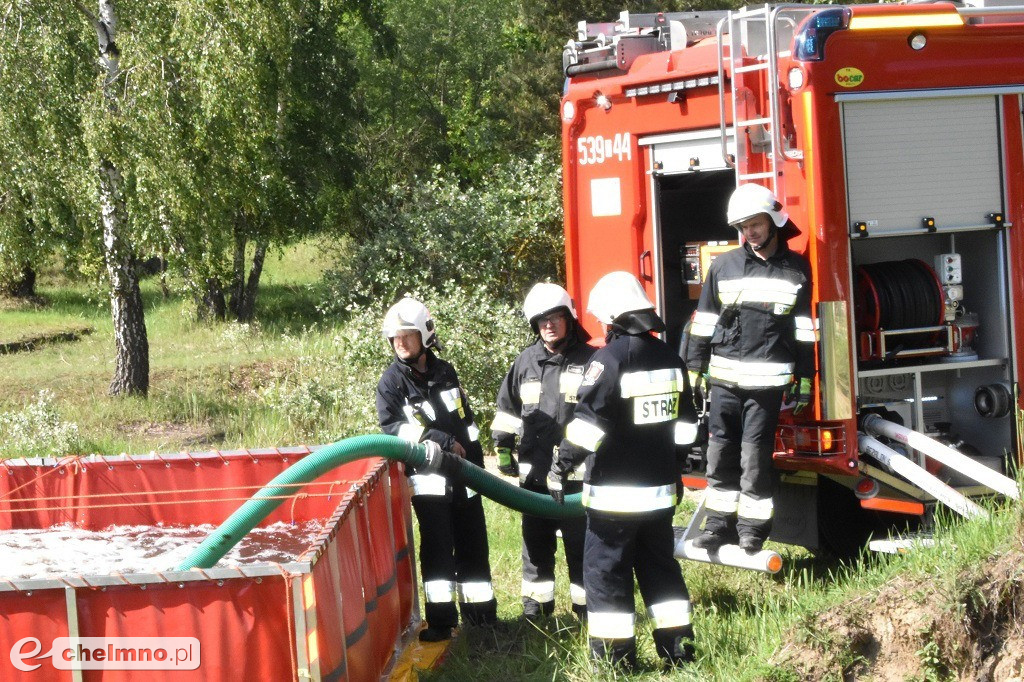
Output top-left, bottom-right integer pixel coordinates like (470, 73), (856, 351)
(236, 241), (267, 323)
(101, 159), (149, 395)
(79, 0), (149, 396)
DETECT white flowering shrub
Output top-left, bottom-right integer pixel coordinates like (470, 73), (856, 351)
(319, 151), (563, 313)
(0, 390), (83, 456)
(218, 321), (264, 350)
(261, 289), (532, 448)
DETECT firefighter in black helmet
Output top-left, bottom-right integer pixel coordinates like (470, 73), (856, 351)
(548, 271), (698, 670)
(491, 283), (594, 621)
(375, 297), (497, 642)
(686, 184), (816, 554)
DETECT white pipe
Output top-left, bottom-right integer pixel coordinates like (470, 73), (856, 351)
(862, 414), (1019, 500)
(674, 539), (783, 574)
(858, 434), (988, 519)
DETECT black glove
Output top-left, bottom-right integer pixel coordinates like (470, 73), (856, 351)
(495, 447), (519, 477)
(546, 468), (566, 505)
(688, 370), (709, 414)
(675, 478), (685, 506)
(417, 440), (462, 478)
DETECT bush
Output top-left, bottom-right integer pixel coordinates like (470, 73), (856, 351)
(0, 390), (83, 456)
(320, 150), (563, 314)
(261, 286), (533, 448)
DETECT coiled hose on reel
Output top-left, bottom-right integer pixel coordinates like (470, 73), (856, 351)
(176, 434), (584, 570)
(855, 258), (944, 330)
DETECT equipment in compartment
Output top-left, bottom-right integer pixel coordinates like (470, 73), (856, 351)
(856, 259), (943, 330)
(854, 258), (962, 362)
(934, 253), (964, 321)
(682, 240), (738, 284)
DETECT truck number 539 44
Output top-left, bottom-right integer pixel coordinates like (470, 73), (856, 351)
(577, 133), (632, 165)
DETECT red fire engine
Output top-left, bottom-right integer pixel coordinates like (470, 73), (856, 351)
(560, 2), (1024, 560)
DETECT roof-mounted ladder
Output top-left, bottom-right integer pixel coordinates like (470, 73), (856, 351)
(717, 5), (813, 196)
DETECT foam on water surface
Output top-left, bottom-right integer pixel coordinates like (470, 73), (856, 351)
(1, 521), (324, 580)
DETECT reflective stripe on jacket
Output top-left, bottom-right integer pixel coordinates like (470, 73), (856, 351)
(375, 352), (484, 482)
(686, 240), (814, 389)
(491, 336), (594, 486)
(555, 329), (698, 515)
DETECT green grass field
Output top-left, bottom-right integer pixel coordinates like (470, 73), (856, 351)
(1, 243), (1020, 680)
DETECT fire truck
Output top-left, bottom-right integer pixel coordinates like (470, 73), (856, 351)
(560, 1), (1024, 562)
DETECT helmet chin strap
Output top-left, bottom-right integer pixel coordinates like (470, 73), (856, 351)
(751, 224), (778, 252)
(392, 339), (427, 366)
(544, 334), (570, 353)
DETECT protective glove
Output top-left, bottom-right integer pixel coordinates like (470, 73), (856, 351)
(495, 447), (519, 477)
(687, 370), (708, 413)
(675, 477), (686, 506)
(546, 468), (566, 505)
(788, 377), (813, 415)
(417, 440), (462, 478)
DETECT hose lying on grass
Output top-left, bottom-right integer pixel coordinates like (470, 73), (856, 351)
(176, 434), (583, 570)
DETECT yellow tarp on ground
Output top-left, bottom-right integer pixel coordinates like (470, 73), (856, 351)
(389, 626), (454, 682)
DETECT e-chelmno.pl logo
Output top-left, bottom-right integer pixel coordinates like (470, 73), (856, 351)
(10, 637), (200, 671)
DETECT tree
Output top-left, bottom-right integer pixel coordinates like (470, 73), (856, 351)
(0, 6), (94, 300)
(119, 0), (364, 322)
(73, 0), (150, 396)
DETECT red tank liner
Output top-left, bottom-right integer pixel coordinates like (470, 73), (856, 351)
(0, 447), (415, 681)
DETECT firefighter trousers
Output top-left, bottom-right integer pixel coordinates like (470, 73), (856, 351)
(584, 511), (693, 666)
(411, 484), (496, 630)
(521, 481), (586, 615)
(703, 384), (784, 544)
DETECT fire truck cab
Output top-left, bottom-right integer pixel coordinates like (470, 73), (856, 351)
(561, 2), (1024, 556)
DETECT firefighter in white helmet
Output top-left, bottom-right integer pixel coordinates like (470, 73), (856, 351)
(685, 183), (816, 553)
(491, 282), (594, 621)
(375, 296), (497, 641)
(548, 271), (699, 670)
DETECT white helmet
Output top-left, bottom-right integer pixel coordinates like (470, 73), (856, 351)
(382, 297), (439, 349)
(586, 271), (654, 324)
(727, 183), (788, 228)
(523, 283), (577, 330)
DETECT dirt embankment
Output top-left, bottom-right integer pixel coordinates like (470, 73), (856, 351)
(771, 532), (1024, 681)
(0, 325), (93, 355)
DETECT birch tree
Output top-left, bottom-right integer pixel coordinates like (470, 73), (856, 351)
(72, 0), (149, 396)
(0, 4), (93, 299)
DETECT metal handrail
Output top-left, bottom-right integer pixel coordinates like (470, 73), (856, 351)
(716, 15), (734, 169)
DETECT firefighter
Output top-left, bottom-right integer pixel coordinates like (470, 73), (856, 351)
(491, 283), (594, 622)
(685, 183), (815, 554)
(548, 271), (698, 670)
(375, 297), (497, 642)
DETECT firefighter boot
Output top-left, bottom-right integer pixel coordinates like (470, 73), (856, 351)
(691, 516), (738, 551)
(692, 530), (728, 551)
(589, 637), (637, 673)
(522, 598), (554, 622)
(738, 535), (764, 553)
(419, 625), (453, 642)
(654, 625), (696, 669)
(461, 599), (498, 627)
(736, 441), (775, 553)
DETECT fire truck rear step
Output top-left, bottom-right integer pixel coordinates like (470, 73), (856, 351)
(673, 499), (784, 574)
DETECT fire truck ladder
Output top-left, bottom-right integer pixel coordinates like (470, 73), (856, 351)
(717, 5), (812, 195)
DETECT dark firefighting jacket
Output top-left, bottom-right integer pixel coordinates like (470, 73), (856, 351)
(491, 334), (595, 486)
(376, 351), (484, 495)
(554, 329), (698, 515)
(685, 240), (814, 389)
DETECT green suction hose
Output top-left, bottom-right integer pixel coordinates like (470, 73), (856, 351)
(176, 434), (583, 570)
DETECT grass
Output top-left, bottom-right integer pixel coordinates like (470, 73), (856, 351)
(433, 495), (1020, 681)
(0, 238), (357, 454)
(2, 240), (1021, 680)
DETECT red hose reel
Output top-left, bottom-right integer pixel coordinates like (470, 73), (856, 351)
(854, 259), (952, 362)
